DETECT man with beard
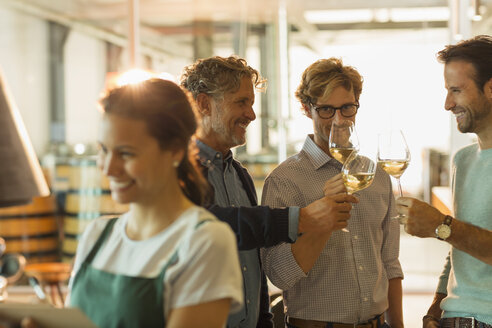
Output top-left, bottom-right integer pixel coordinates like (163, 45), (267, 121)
(396, 35), (492, 328)
(261, 58), (403, 328)
(180, 56), (357, 328)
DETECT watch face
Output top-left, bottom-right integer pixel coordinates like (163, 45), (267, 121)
(436, 224), (451, 240)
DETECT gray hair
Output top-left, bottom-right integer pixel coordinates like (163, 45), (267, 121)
(180, 56), (266, 101)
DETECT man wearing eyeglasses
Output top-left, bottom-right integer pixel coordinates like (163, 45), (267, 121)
(261, 58), (404, 328)
(181, 56), (358, 328)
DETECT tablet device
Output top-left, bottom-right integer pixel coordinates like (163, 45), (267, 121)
(0, 303), (97, 328)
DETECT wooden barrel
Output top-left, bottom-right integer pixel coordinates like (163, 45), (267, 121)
(62, 157), (128, 262)
(0, 195), (60, 263)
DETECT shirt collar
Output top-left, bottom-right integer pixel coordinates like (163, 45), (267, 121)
(196, 139), (234, 167)
(302, 134), (340, 170)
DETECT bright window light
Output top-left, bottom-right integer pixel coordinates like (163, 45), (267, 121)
(304, 7), (450, 24)
(389, 7), (449, 22)
(304, 9), (373, 24)
(116, 69), (154, 87)
(74, 143), (86, 155)
(157, 72), (177, 82)
(373, 9), (391, 23)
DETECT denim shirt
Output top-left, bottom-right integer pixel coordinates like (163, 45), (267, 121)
(197, 140), (262, 328)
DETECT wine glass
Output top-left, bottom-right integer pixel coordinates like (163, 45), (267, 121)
(329, 120), (359, 164)
(342, 150), (377, 195)
(341, 149), (377, 231)
(377, 129), (411, 223)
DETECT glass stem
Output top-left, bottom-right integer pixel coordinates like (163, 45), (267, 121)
(396, 177), (403, 197)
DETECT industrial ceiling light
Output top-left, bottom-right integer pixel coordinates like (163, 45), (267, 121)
(472, 0), (482, 21)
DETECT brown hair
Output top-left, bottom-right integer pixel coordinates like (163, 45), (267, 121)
(180, 56), (266, 101)
(437, 35), (492, 90)
(295, 58), (363, 115)
(99, 78), (210, 205)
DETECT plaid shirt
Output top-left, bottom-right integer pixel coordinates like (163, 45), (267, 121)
(261, 135), (403, 323)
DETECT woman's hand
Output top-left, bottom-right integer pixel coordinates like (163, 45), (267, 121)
(323, 173), (347, 196)
(0, 317), (37, 328)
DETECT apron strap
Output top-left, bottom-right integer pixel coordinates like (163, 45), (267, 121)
(194, 218), (213, 229)
(84, 217), (119, 264)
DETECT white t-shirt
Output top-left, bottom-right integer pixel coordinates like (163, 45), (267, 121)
(67, 206), (243, 318)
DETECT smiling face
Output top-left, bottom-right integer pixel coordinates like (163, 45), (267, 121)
(306, 86), (357, 154)
(444, 60), (492, 135)
(97, 113), (181, 206)
(200, 76), (256, 154)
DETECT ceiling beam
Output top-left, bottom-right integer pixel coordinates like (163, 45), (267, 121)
(302, 0), (449, 10)
(1, 0), (190, 59)
(315, 20), (448, 30)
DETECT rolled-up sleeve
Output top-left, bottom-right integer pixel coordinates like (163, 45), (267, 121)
(380, 179), (404, 280)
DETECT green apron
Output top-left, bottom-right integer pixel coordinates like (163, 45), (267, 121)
(70, 218), (178, 328)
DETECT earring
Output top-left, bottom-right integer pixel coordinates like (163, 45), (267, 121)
(173, 160), (180, 168)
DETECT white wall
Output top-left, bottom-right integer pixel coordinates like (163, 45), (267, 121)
(0, 7), (50, 156)
(64, 30), (106, 146)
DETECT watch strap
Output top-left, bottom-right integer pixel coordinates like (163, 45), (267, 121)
(443, 215), (453, 226)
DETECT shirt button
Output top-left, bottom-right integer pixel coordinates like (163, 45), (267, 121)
(215, 153), (221, 158)
(353, 235), (359, 240)
(358, 265), (364, 271)
(246, 299), (250, 304)
(363, 297), (368, 302)
(243, 266), (247, 271)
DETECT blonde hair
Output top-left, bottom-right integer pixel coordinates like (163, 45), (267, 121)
(295, 58), (363, 115)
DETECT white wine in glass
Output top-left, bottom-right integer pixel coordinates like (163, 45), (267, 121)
(342, 151), (377, 195)
(329, 121), (359, 164)
(343, 172), (375, 194)
(377, 130), (411, 222)
(377, 160), (409, 179)
(341, 150), (377, 232)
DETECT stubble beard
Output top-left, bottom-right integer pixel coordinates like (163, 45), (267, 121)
(458, 97), (492, 134)
(210, 118), (246, 150)
(313, 125), (331, 153)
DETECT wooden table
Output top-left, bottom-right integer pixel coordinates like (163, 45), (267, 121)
(431, 186), (453, 216)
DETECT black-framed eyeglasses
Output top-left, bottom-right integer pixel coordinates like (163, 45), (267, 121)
(310, 102), (359, 119)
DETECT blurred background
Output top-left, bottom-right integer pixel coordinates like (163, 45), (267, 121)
(0, 0), (491, 324)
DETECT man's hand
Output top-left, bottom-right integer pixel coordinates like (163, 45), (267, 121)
(423, 317), (440, 328)
(396, 197), (445, 238)
(422, 293), (445, 328)
(299, 193), (358, 234)
(323, 173), (347, 196)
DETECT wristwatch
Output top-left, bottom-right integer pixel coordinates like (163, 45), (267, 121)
(435, 215), (453, 240)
